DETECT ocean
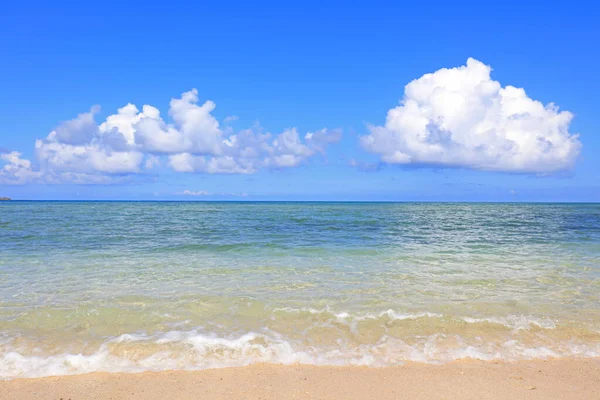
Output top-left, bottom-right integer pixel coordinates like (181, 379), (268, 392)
(1, 201), (599, 378)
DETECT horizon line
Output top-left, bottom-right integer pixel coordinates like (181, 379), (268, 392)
(2, 199), (599, 204)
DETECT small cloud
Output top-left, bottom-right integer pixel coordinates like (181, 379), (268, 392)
(510, 189), (518, 195)
(176, 190), (211, 196)
(224, 115), (239, 124)
(175, 190), (248, 197)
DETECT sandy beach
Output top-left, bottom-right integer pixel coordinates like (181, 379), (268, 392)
(2, 359), (599, 400)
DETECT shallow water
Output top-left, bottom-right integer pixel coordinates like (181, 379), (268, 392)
(1, 202), (599, 377)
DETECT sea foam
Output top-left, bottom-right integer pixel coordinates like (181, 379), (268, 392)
(1, 316), (598, 379)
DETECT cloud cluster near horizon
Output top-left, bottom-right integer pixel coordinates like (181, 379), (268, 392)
(0, 58), (583, 185)
(360, 58), (581, 173)
(0, 89), (341, 184)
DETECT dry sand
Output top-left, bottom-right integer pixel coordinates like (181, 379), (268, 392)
(1, 359), (599, 400)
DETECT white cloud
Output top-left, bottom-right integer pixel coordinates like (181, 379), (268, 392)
(136, 91), (341, 172)
(99, 103), (160, 145)
(168, 153), (256, 174)
(54, 106), (100, 145)
(0, 151), (133, 185)
(35, 140), (144, 174)
(132, 90), (223, 155)
(0, 152), (43, 184)
(361, 58), (582, 173)
(1, 89), (341, 184)
(305, 128), (343, 154)
(31, 104), (146, 179)
(177, 189), (211, 196)
(166, 126), (342, 173)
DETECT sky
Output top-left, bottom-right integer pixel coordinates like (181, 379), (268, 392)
(1, 1), (599, 201)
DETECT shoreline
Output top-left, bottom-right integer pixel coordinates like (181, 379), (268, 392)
(2, 359), (599, 400)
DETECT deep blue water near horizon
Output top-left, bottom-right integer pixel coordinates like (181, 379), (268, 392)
(1, 201), (599, 378)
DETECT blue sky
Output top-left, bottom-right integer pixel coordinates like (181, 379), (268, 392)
(1, 1), (598, 201)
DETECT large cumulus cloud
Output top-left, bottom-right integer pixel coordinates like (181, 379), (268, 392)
(361, 58), (581, 173)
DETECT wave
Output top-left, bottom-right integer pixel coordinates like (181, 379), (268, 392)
(2, 320), (599, 379)
(272, 307), (558, 331)
(0, 307), (596, 379)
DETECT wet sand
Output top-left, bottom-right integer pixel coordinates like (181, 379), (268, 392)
(2, 359), (599, 400)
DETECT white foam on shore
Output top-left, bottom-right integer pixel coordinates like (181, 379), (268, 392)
(1, 326), (599, 379)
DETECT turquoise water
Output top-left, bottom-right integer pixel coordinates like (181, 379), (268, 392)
(1, 202), (599, 377)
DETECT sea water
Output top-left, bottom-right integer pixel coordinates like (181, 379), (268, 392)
(1, 202), (599, 377)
